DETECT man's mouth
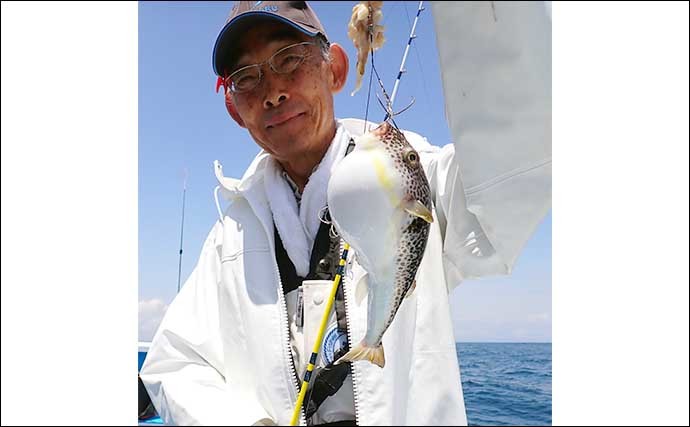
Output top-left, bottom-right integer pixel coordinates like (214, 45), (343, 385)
(265, 112), (305, 129)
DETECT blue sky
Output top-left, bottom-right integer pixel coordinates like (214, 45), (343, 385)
(138, 1), (551, 343)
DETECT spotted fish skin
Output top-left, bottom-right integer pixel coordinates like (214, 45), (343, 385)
(328, 121), (433, 368)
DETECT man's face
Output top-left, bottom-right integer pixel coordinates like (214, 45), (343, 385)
(225, 22), (337, 164)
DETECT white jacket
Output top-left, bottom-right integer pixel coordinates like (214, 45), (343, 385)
(140, 116), (551, 426)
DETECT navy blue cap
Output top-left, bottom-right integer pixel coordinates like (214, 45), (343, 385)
(212, 1), (328, 77)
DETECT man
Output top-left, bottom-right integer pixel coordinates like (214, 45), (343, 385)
(140, 2), (551, 426)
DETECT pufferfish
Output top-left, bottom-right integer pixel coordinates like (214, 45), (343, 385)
(327, 121), (433, 368)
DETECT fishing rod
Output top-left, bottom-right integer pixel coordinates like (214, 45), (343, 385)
(176, 169), (188, 293)
(290, 243), (351, 426)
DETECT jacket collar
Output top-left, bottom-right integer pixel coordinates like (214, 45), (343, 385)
(212, 118), (379, 242)
(214, 118), (377, 194)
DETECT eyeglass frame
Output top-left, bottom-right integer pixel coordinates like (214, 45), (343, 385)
(222, 41), (318, 94)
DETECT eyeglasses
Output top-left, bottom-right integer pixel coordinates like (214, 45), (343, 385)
(223, 41), (316, 94)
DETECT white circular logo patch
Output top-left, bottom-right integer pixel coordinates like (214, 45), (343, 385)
(322, 323), (349, 365)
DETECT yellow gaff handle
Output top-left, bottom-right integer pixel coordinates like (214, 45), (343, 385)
(289, 243), (350, 426)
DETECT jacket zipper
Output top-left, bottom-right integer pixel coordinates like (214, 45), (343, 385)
(274, 262), (306, 426)
(340, 242), (361, 425)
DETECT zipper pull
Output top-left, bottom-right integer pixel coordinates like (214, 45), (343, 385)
(296, 287), (304, 327)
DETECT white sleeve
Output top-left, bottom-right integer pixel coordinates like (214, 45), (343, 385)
(139, 222), (274, 426)
(422, 2), (552, 291)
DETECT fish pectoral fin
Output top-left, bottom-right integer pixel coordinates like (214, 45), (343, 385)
(405, 280), (417, 299)
(404, 199), (433, 223)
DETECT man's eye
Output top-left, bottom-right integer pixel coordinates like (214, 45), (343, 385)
(276, 54), (303, 71)
(234, 73), (258, 89)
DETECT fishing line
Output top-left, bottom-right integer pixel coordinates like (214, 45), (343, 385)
(363, 1), (426, 127)
(363, 3), (397, 132)
(362, 39), (375, 135)
(370, 53), (399, 128)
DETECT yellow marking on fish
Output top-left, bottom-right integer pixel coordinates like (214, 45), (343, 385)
(371, 153), (400, 207)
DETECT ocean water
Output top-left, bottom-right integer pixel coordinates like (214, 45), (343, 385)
(457, 342), (552, 426)
(138, 352), (146, 371)
(138, 342), (551, 426)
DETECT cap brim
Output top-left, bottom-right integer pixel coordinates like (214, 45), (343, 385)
(212, 11), (319, 77)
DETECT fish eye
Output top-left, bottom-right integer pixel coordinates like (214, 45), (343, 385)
(405, 150), (419, 165)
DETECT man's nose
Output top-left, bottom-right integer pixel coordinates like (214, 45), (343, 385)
(262, 69), (290, 109)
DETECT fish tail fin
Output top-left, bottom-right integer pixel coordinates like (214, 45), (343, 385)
(334, 341), (385, 368)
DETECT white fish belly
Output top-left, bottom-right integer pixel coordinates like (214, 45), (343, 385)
(328, 146), (405, 269)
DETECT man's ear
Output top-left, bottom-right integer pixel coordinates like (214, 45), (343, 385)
(328, 43), (349, 94)
(225, 91), (246, 128)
